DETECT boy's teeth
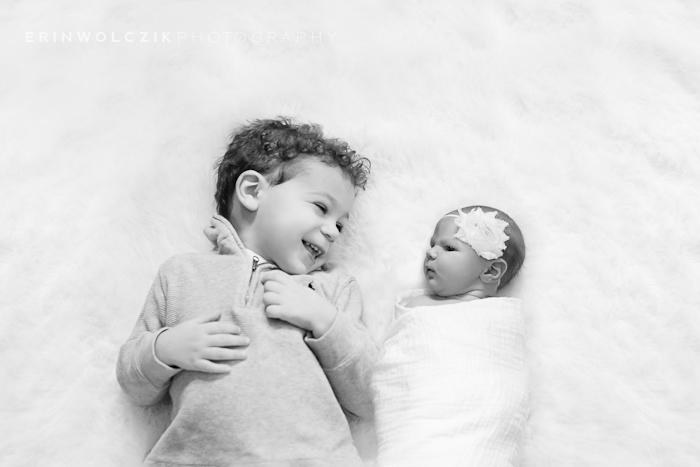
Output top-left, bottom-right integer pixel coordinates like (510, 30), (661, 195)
(304, 241), (320, 257)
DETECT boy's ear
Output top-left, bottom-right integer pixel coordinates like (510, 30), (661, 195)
(235, 170), (268, 212)
(481, 259), (507, 285)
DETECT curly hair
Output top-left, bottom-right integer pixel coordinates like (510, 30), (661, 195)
(215, 117), (370, 219)
(450, 205), (526, 290)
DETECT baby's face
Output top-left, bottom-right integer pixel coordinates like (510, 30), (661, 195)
(424, 217), (490, 297)
(247, 160), (355, 274)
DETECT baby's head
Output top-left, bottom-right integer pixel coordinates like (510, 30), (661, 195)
(424, 206), (525, 298)
(215, 117), (370, 275)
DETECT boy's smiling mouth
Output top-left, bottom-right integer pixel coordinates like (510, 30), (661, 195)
(303, 240), (324, 259)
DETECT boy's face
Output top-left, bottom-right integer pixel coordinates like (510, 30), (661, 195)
(424, 217), (490, 297)
(247, 160), (355, 274)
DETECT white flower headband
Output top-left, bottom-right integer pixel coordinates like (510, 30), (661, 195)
(445, 208), (510, 260)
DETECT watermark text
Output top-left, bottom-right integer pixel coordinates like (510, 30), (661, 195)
(25, 31), (337, 45)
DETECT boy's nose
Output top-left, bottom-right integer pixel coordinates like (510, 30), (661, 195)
(321, 222), (339, 242)
(426, 248), (437, 260)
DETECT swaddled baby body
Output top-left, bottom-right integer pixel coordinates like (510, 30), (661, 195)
(373, 206), (529, 467)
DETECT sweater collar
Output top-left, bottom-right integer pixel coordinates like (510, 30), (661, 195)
(203, 215), (246, 256)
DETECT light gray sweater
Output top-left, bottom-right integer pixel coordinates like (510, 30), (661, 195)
(117, 215), (377, 467)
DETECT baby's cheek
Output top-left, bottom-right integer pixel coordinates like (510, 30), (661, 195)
(442, 269), (461, 287)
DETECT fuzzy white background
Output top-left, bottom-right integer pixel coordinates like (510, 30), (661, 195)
(1, 1), (699, 466)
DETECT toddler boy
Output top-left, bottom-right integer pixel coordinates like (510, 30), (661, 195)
(117, 118), (377, 466)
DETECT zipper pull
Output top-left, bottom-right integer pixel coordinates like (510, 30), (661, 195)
(252, 256), (259, 272)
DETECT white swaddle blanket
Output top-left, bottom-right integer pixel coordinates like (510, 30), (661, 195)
(372, 290), (529, 467)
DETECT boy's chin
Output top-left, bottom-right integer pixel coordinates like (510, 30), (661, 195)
(277, 258), (325, 275)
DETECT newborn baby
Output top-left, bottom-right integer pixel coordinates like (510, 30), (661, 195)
(373, 206), (529, 467)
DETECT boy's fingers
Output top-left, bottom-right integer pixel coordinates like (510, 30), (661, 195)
(195, 310), (222, 324)
(260, 271), (271, 284)
(261, 270), (291, 284)
(263, 292), (280, 306)
(262, 280), (282, 293)
(193, 359), (232, 374)
(204, 321), (241, 335)
(203, 347), (248, 361)
(264, 304), (282, 319)
(207, 334), (250, 348)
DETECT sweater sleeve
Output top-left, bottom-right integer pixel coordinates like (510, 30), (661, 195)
(116, 267), (181, 406)
(304, 278), (378, 420)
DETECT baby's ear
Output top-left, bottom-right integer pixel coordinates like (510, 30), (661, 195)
(235, 170), (268, 212)
(481, 259), (507, 285)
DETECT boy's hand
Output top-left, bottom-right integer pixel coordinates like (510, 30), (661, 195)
(261, 270), (338, 338)
(155, 310), (249, 373)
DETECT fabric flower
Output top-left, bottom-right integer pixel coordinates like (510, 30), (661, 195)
(453, 208), (510, 260)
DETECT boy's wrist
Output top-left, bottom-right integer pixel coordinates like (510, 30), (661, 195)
(310, 303), (338, 339)
(154, 329), (179, 368)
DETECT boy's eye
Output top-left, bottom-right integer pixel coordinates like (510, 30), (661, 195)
(314, 203), (327, 214)
(336, 223), (344, 233)
(444, 245), (456, 252)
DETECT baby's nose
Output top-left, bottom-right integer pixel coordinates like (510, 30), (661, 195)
(426, 248), (437, 260)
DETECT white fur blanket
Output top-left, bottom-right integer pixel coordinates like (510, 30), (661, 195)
(373, 291), (528, 467)
(2, 1), (700, 466)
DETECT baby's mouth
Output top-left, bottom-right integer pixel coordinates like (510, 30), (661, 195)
(303, 240), (323, 259)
